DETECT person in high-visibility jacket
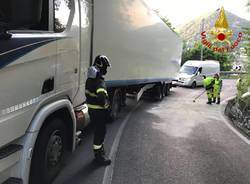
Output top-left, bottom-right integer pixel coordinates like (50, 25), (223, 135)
(213, 73), (222, 104)
(203, 75), (215, 104)
(85, 55), (111, 166)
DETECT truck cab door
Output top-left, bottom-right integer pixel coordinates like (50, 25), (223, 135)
(0, 0), (57, 147)
(72, 0), (93, 106)
(54, 0), (80, 100)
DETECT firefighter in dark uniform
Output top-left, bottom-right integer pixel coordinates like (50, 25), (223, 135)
(85, 55), (111, 166)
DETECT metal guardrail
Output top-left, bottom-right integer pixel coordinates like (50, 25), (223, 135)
(220, 71), (249, 75)
(242, 92), (250, 98)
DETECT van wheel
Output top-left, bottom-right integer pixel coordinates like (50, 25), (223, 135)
(30, 118), (68, 184)
(191, 82), (196, 88)
(110, 89), (121, 121)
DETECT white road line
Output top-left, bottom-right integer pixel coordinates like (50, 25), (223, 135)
(220, 96), (250, 145)
(102, 101), (142, 184)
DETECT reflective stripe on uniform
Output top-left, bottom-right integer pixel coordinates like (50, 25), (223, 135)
(87, 104), (106, 109)
(85, 89), (97, 97)
(96, 88), (108, 95)
(214, 79), (222, 97)
(93, 144), (102, 150)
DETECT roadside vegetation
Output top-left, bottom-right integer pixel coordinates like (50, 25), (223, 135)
(224, 0), (250, 137)
(154, 10), (176, 33)
(235, 0), (250, 98)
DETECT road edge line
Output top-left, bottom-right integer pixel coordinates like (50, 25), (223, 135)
(102, 101), (142, 184)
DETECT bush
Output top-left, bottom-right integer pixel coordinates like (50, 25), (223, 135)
(236, 26), (250, 101)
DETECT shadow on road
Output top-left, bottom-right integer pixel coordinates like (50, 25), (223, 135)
(60, 160), (101, 184)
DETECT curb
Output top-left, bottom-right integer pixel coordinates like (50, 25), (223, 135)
(102, 101), (142, 184)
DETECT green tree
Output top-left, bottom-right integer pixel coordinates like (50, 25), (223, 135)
(154, 10), (175, 32)
(237, 0), (250, 97)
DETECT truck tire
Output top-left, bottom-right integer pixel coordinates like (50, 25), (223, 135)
(154, 85), (163, 101)
(30, 118), (68, 184)
(165, 84), (171, 96)
(110, 89), (121, 121)
(162, 84), (167, 97)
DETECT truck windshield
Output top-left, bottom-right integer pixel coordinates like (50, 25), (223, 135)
(180, 66), (198, 75)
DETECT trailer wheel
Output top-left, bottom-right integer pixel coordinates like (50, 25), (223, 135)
(154, 85), (163, 101)
(110, 89), (121, 121)
(30, 118), (68, 184)
(162, 84), (167, 97)
(165, 84), (171, 96)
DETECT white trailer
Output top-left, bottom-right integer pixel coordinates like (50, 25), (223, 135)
(93, 0), (182, 118)
(0, 0), (182, 183)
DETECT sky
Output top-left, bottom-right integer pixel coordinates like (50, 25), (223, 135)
(145, 0), (250, 27)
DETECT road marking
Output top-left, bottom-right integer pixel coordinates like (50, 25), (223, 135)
(102, 101), (142, 184)
(220, 96), (250, 145)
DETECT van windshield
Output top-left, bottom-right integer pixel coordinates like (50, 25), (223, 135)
(180, 66), (198, 75)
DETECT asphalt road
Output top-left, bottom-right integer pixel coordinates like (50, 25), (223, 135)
(54, 79), (250, 184)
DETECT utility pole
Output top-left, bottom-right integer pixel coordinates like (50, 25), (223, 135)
(200, 18), (205, 61)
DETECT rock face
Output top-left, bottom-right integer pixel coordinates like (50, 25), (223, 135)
(225, 98), (250, 137)
(176, 10), (250, 43)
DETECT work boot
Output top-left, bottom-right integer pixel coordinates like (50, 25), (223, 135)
(216, 98), (220, 104)
(206, 99), (212, 105)
(212, 98), (216, 103)
(94, 148), (111, 166)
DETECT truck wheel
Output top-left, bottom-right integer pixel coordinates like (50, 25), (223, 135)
(30, 118), (68, 184)
(191, 81), (196, 88)
(110, 89), (121, 121)
(165, 84), (171, 96)
(162, 84), (167, 97)
(154, 85), (163, 101)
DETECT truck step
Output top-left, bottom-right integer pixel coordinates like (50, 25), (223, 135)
(0, 144), (23, 160)
(3, 177), (23, 184)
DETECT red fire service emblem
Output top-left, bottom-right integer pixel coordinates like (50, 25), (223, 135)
(201, 7), (242, 53)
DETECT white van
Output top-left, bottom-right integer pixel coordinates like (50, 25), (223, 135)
(175, 60), (220, 88)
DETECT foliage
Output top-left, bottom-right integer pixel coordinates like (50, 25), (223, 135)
(238, 29), (250, 96)
(247, 0), (250, 11)
(236, 1), (250, 98)
(154, 10), (176, 32)
(181, 42), (234, 71)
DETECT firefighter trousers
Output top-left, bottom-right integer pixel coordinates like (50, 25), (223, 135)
(88, 108), (109, 146)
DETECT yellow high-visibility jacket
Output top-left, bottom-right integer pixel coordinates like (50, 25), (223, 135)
(203, 77), (215, 90)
